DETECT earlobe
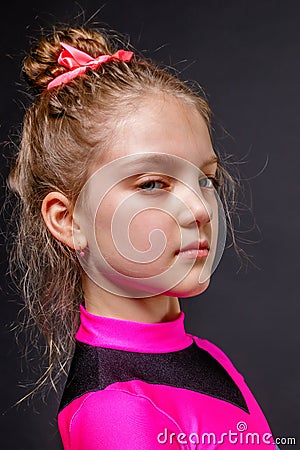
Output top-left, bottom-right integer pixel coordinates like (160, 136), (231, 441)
(41, 192), (87, 251)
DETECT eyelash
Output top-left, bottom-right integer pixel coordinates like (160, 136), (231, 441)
(138, 176), (221, 192)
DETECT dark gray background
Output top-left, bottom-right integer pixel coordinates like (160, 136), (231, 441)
(1, 1), (299, 449)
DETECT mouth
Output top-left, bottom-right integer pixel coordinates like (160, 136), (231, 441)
(176, 240), (210, 259)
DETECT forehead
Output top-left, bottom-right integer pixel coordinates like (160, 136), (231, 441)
(101, 94), (216, 170)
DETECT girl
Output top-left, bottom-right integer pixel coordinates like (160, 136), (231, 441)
(8, 26), (278, 449)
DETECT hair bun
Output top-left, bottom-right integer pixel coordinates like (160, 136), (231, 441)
(23, 27), (113, 93)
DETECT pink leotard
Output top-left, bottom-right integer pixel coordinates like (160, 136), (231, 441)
(58, 304), (278, 449)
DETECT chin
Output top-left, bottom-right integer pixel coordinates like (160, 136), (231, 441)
(164, 277), (211, 298)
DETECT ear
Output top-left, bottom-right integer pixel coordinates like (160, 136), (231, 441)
(41, 192), (87, 250)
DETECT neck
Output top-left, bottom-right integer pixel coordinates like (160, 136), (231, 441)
(82, 276), (181, 323)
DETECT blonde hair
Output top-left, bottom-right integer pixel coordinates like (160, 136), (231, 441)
(7, 26), (238, 397)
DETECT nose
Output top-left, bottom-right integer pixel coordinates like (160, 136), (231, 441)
(177, 187), (213, 227)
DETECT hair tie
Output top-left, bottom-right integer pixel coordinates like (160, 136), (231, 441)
(47, 42), (134, 90)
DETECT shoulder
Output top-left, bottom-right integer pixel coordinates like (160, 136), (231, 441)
(190, 334), (245, 381)
(65, 388), (182, 450)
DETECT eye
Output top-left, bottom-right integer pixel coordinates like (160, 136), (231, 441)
(138, 179), (166, 191)
(199, 177), (214, 189)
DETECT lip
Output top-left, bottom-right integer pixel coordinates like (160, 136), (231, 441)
(176, 240), (210, 258)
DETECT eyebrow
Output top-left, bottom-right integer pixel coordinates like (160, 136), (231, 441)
(120, 153), (219, 170)
(202, 155), (219, 167)
(122, 154), (176, 167)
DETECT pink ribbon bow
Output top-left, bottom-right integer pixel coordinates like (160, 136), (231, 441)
(47, 42), (134, 90)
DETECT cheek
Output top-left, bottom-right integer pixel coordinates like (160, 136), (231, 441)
(92, 203), (181, 277)
(94, 203), (114, 238)
(128, 210), (180, 254)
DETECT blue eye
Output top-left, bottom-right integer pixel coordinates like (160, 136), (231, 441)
(139, 180), (165, 191)
(199, 177), (214, 189)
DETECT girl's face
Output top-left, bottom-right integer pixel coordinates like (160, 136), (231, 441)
(75, 94), (222, 298)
